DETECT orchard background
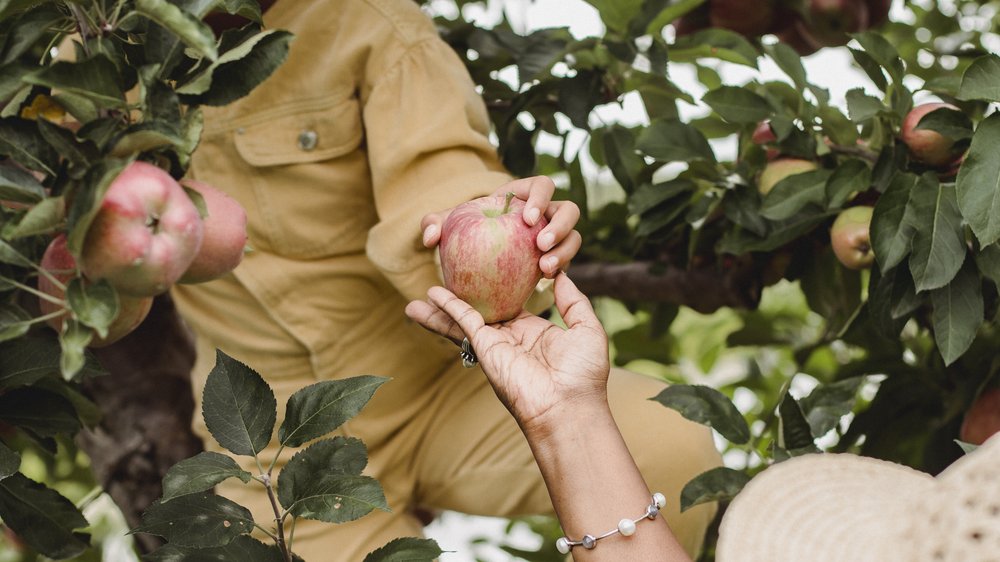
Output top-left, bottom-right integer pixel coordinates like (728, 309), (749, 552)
(1, 0), (1000, 560)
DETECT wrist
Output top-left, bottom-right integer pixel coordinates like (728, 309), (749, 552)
(520, 390), (613, 458)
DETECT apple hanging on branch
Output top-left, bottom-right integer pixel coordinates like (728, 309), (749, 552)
(439, 192), (547, 323)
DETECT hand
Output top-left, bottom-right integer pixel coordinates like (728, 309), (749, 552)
(419, 176), (582, 278)
(405, 273), (610, 432)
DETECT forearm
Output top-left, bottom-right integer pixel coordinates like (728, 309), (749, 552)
(523, 397), (692, 562)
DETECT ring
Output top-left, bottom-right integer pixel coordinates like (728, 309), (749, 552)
(460, 337), (478, 368)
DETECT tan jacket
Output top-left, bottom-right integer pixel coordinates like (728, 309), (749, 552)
(173, 0), (512, 381)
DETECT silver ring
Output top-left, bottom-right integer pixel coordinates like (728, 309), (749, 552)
(460, 337), (478, 368)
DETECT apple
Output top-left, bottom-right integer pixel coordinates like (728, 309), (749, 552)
(709, 0), (776, 37)
(439, 192), (547, 324)
(830, 206), (874, 270)
(777, 20), (823, 56)
(806, 0), (869, 47)
(866, 0), (891, 27)
(751, 120), (777, 145)
(960, 388), (1000, 446)
(757, 158), (819, 195)
(38, 234), (153, 347)
(81, 161), (204, 296)
(901, 103), (964, 168)
(177, 180), (249, 284)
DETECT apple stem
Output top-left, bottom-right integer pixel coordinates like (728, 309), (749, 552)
(32, 265), (69, 293)
(31, 310), (69, 325)
(502, 191), (515, 215)
(11, 279), (66, 307)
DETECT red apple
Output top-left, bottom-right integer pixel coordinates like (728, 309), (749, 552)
(709, 0), (776, 37)
(901, 103), (964, 168)
(751, 120), (777, 145)
(806, 0), (869, 46)
(830, 206), (874, 270)
(960, 388), (1000, 446)
(439, 192), (547, 324)
(177, 180), (248, 284)
(81, 161), (204, 296)
(757, 158), (819, 195)
(38, 234), (153, 347)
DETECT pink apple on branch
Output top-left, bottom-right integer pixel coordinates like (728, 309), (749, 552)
(178, 179), (249, 284)
(81, 161), (204, 296)
(439, 192), (547, 324)
(830, 206), (875, 270)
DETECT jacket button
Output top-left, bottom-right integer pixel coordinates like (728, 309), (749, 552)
(297, 129), (318, 151)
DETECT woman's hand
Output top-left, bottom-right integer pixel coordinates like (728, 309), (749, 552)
(405, 273), (610, 432)
(419, 176), (582, 278)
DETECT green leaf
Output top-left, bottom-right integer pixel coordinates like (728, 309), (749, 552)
(161, 452), (253, 503)
(134, 493), (254, 548)
(650, 385), (749, 444)
(0, 163), (45, 203)
(701, 86), (772, 124)
(108, 122), (186, 158)
(136, 0), (219, 61)
(0, 337), (104, 388)
(851, 31), (904, 84)
(957, 54), (1000, 102)
(363, 537), (445, 562)
(66, 278), (118, 339)
(671, 29), (759, 68)
(764, 42), (807, 92)
(908, 179), (966, 292)
(177, 29), (286, 96)
(145, 535), (289, 562)
(277, 436), (368, 510)
(5, 195), (65, 239)
(0, 387), (81, 437)
(778, 391), (816, 449)
(284, 474), (388, 524)
(975, 243), (1000, 284)
(0, 303), (32, 343)
(180, 30), (293, 107)
(25, 55), (127, 109)
(799, 378), (862, 437)
(679, 467), (750, 512)
(602, 125), (644, 193)
(0, 117), (59, 174)
(800, 248), (863, 335)
(636, 119), (715, 163)
(59, 319), (93, 380)
(956, 113), (1000, 246)
(718, 212), (830, 254)
(0, 440), (20, 479)
(845, 88), (886, 122)
(581, 0), (643, 33)
(202, 350), (276, 457)
(871, 172), (923, 271)
(915, 106), (973, 141)
(931, 256), (983, 366)
(848, 49), (888, 92)
(279, 376), (387, 447)
(0, 239), (32, 268)
(760, 169), (832, 221)
(0, 473), (90, 559)
(628, 179), (696, 215)
(826, 159), (871, 209)
(722, 184), (767, 236)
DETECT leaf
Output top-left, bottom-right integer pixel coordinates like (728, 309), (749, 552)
(956, 113), (1000, 246)
(851, 31), (904, 84)
(0, 163), (45, 203)
(0, 473), (90, 559)
(799, 378), (862, 437)
(845, 88), (886, 122)
(778, 392), (816, 449)
(284, 474), (388, 524)
(602, 125), (644, 193)
(976, 243), (1000, 284)
(0, 387), (81, 437)
(161, 452), (253, 503)
(826, 159), (871, 209)
(764, 42), (807, 92)
(108, 122), (186, 158)
(363, 537), (445, 562)
(65, 159), (129, 258)
(718, 212), (830, 254)
(671, 28), (759, 68)
(0, 440), (20, 479)
(871, 172), (923, 271)
(180, 30), (293, 107)
(679, 467), (750, 512)
(177, 29), (286, 96)
(644, 0), (706, 35)
(134, 493), (254, 548)
(59, 319), (93, 380)
(136, 0), (219, 61)
(202, 350), (276, 457)
(800, 248), (863, 335)
(650, 385), (750, 444)
(908, 179), (966, 292)
(279, 376), (387, 447)
(0, 337), (104, 388)
(581, 0), (643, 33)
(0, 117), (59, 174)
(636, 119), (715, 163)
(760, 169), (832, 221)
(0, 303), (31, 343)
(144, 535), (289, 562)
(277, 437), (369, 510)
(701, 86), (772, 124)
(5, 195), (65, 239)
(628, 179), (696, 215)
(916, 106), (973, 141)
(931, 256), (983, 366)
(66, 278), (118, 338)
(722, 184), (767, 236)
(957, 54), (1000, 102)
(25, 55), (127, 109)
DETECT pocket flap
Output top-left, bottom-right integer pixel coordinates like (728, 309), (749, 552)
(233, 97), (362, 167)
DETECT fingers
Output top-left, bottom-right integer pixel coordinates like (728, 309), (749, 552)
(419, 210), (450, 248)
(426, 286), (487, 341)
(552, 273), (602, 333)
(493, 176), (555, 227)
(540, 229), (581, 278)
(404, 299), (465, 344)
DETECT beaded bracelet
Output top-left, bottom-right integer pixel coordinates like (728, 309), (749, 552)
(555, 492), (667, 554)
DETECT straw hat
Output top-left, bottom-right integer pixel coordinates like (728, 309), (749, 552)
(716, 432), (1000, 562)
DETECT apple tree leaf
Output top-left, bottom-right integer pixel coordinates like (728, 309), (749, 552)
(845, 88), (887, 122)
(0, 337), (104, 388)
(135, 0), (218, 61)
(161, 452), (253, 503)
(134, 493), (254, 548)
(800, 378), (863, 438)
(931, 256), (983, 366)
(826, 159), (871, 209)
(0, 163), (45, 203)
(957, 54), (1000, 102)
(679, 467), (750, 513)
(276, 436), (368, 511)
(0, 473), (90, 559)
(637, 118), (716, 163)
(278, 375), (387, 448)
(908, 176), (965, 292)
(760, 169), (832, 220)
(701, 86), (772, 124)
(202, 350), (276, 457)
(283, 473), (388, 524)
(651, 384), (750, 444)
(66, 278), (118, 339)
(957, 113), (1000, 246)
(144, 535), (292, 562)
(179, 30), (293, 107)
(59, 319), (93, 380)
(871, 172), (923, 271)
(5, 195), (66, 239)
(0, 303), (32, 344)
(581, 0), (643, 33)
(0, 440), (20, 479)
(24, 55), (127, 109)
(671, 28), (759, 68)
(363, 537), (445, 562)
(0, 387), (81, 437)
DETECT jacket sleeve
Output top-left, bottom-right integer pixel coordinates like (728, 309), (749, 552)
(362, 36), (513, 303)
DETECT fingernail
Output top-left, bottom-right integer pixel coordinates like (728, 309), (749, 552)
(538, 232), (555, 251)
(543, 256), (558, 273)
(423, 224), (437, 245)
(526, 207), (541, 225)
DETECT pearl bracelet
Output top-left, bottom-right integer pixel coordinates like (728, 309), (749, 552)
(555, 492), (667, 554)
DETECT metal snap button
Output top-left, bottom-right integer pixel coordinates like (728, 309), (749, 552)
(297, 129), (318, 151)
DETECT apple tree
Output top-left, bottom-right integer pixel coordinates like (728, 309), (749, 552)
(421, 0), (1000, 558)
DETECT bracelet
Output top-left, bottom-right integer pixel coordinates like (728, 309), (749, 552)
(555, 492), (667, 554)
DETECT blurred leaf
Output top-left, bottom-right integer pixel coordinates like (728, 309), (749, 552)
(161, 452), (253, 503)
(582, 0), (643, 33)
(0, 387), (81, 437)
(908, 176), (965, 292)
(25, 55), (127, 109)
(645, 0), (706, 35)
(931, 256), (982, 366)
(800, 248), (862, 335)
(59, 319), (93, 380)
(851, 31), (904, 84)
(0, 162), (45, 203)
(136, 0), (219, 61)
(718, 212), (830, 254)
(764, 42), (807, 92)
(722, 184), (767, 236)
(845, 88), (886, 122)
(612, 321), (675, 365)
(868, 266), (916, 339)
(134, 493), (254, 548)
(0, 337), (104, 388)
(778, 392), (816, 449)
(957, 54), (1000, 102)
(108, 121), (186, 158)
(871, 172), (922, 271)
(672, 29), (759, 68)
(202, 349), (276, 457)
(848, 49), (888, 92)
(826, 159), (871, 209)
(956, 113), (1000, 246)
(145, 535), (290, 562)
(0, 303), (31, 343)
(278, 375), (387, 448)
(975, 243), (1000, 284)
(66, 278), (118, 339)
(363, 537), (444, 562)
(0, 440), (19, 479)
(276, 436), (369, 511)
(800, 378), (862, 437)
(651, 385), (749, 444)
(760, 169), (831, 221)
(636, 119), (715, 163)
(5, 195), (65, 239)
(602, 125), (644, 192)
(915, 106), (973, 141)
(679, 467), (750, 512)
(628, 179), (695, 215)
(701, 86), (771, 124)
(0, 473), (90, 559)
(0, 117), (59, 174)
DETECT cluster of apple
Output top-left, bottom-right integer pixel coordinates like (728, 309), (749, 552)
(679, 0), (891, 55)
(752, 102), (966, 271)
(37, 161), (248, 347)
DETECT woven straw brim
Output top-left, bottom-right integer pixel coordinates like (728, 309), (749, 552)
(716, 453), (935, 562)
